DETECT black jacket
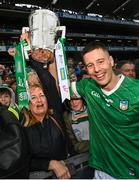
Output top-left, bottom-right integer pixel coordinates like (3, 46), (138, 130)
(25, 116), (67, 171)
(29, 59), (71, 155)
(0, 105), (30, 178)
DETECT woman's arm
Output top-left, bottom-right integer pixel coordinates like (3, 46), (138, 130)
(48, 58), (59, 92)
(30, 158), (50, 171)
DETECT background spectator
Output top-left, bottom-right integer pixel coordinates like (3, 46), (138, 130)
(116, 60), (136, 78)
(0, 86), (15, 107)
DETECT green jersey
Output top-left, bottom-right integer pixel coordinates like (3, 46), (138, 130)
(73, 75), (139, 179)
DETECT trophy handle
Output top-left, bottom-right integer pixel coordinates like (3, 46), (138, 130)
(22, 27), (30, 33)
(21, 27), (31, 60)
(56, 26), (66, 39)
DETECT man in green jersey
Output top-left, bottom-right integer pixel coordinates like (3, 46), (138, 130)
(71, 42), (139, 179)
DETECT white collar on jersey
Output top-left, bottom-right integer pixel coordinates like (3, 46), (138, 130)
(101, 74), (125, 96)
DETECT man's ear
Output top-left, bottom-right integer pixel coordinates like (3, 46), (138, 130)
(109, 56), (114, 67)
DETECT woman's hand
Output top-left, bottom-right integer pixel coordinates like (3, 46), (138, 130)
(48, 160), (71, 179)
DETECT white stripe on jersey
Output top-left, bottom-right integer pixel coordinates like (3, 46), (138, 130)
(71, 81), (81, 98)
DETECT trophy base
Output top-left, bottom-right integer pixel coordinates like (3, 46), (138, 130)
(31, 49), (54, 65)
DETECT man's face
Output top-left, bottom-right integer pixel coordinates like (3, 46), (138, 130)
(0, 93), (11, 107)
(120, 63), (136, 78)
(84, 48), (114, 89)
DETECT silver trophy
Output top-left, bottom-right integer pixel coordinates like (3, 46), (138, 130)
(29, 9), (60, 52)
(22, 9), (66, 68)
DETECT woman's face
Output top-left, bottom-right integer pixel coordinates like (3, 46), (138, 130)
(29, 87), (48, 119)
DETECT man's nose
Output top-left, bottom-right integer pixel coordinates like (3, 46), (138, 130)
(94, 64), (100, 72)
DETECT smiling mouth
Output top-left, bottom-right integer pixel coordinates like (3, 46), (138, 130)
(95, 73), (105, 81)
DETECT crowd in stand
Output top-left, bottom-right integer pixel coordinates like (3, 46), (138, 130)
(0, 39), (139, 179)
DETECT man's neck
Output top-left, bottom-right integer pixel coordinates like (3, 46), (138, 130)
(102, 74), (120, 92)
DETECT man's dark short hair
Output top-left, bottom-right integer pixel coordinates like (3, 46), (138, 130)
(82, 41), (109, 57)
(116, 60), (135, 69)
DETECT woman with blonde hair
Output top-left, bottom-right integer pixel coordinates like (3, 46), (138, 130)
(20, 83), (70, 179)
(9, 32), (70, 178)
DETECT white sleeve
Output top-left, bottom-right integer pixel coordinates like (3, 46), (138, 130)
(71, 81), (81, 98)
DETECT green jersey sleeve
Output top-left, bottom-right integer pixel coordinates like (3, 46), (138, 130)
(72, 78), (91, 98)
